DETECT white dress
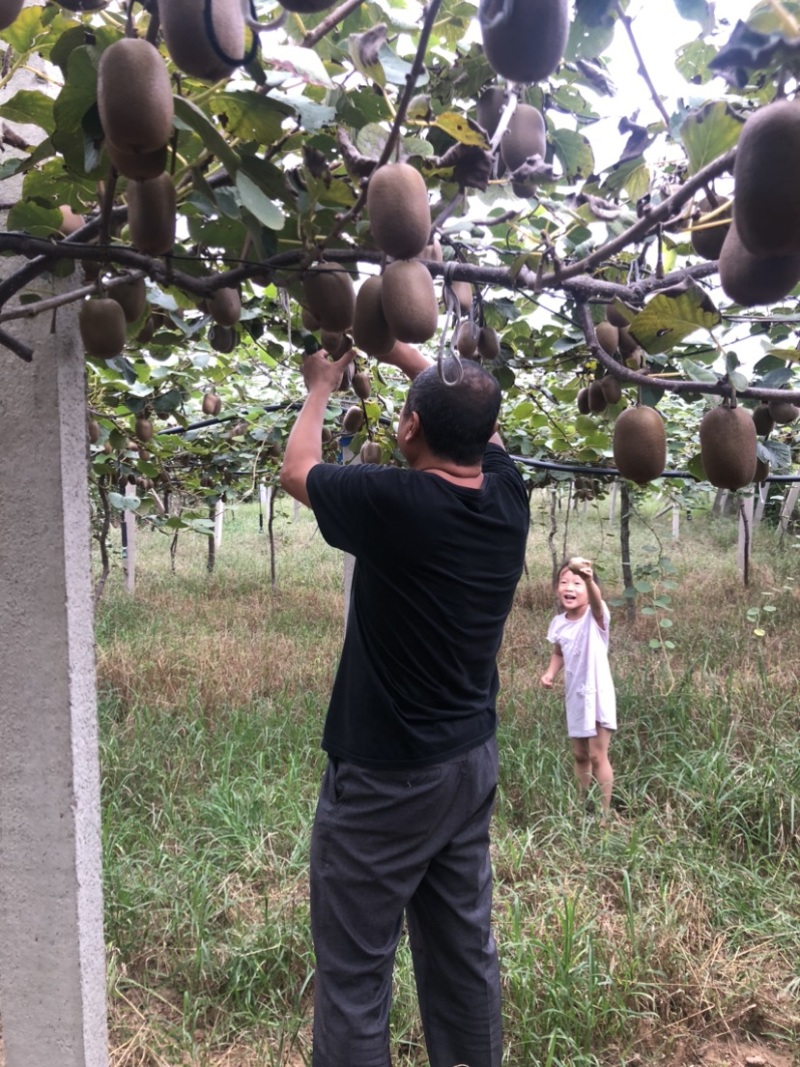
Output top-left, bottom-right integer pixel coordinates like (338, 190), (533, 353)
(546, 604), (616, 738)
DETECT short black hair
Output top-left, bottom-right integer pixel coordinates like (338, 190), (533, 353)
(405, 359), (501, 465)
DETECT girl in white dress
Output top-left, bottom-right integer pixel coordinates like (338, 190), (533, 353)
(540, 557), (617, 813)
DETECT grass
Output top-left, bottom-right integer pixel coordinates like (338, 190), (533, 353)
(93, 489), (800, 1066)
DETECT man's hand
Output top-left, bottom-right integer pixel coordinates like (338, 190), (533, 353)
(301, 348), (356, 394)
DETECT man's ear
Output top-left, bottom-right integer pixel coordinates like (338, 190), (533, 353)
(403, 410), (422, 442)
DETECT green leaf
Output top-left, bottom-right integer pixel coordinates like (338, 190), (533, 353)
(0, 89), (55, 134)
(680, 102), (743, 175)
(628, 282), (720, 355)
(214, 91), (289, 145)
(433, 111), (489, 148)
(173, 96), (242, 174)
(549, 128), (595, 182)
(658, 617), (674, 628)
(235, 172), (285, 230)
(673, 0), (714, 31)
(258, 42), (336, 89)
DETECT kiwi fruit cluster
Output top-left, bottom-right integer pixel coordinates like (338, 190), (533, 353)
(699, 403), (757, 490)
(352, 276), (396, 357)
(127, 173), (176, 255)
(479, 0), (568, 85)
(207, 287), (242, 327)
(202, 392), (223, 416)
(159, 0), (246, 81)
(381, 260), (438, 344)
(612, 405), (667, 485)
(98, 39), (174, 160)
(690, 197), (731, 261)
(500, 104), (546, 196)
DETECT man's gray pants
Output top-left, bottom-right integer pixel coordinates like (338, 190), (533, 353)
(310, 736), (502, 1067)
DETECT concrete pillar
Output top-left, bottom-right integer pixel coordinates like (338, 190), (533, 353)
(0, 301), (109, 1063)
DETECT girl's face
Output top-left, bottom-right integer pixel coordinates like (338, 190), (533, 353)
(557, 567), (589, 618)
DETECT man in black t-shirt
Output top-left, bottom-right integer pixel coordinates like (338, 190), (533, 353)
(281, 341), (529, 1067)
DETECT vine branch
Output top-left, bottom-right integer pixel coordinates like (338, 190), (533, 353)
(614, 1), (672, 130)
(302, 0), (365, 48)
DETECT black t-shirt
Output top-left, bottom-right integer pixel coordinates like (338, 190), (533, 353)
(306, 444), (529, 769)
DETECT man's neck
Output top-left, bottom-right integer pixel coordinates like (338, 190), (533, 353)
(414, 457), (484, 487)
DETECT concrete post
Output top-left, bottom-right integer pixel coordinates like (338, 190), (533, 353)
(0, 301), (109, 1065)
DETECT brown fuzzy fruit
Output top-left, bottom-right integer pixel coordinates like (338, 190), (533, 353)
(752, 403), (774, 436)
(500, 104), (546, 175)
(98, 39), (174, 155)
(478, 325), (500, 361)
(457, 321), (481, 359)
(58, 205), (85, 237)
(110, 276), (147, 323)
(321, 331), (352, 359)
(733, 99), (800, 258)
(476, 86), (506, 139)
(422, 238), (444, 263)
(605, 302), (632, 328)
(451, 280), (473, 314)
(303, 263), (356, 334)
(106, 142), (167, 182)
(127, 173), (176, 255)
(301, 305), (320, 331)
(352, 276), (396, 357)
(160, 0), (245, 81)
(576, 387), (590, 415)
(79, 298), (127, 359)
(479, 0), (568, 84)
(595, 321), (619, 357)
(208, 324), (237, 353)
(342, 405), (365, 433)
(0, 0), (23, 28)
(767, 398), (800, 424)
(754, 458), (770, 484)
(588, 380), (608, 414)
(202, 393), (222, 416)
(366, 162), (431, 260)
(359, 440), (382, 464)
(690, 197), (731, 261)
(207, 287), (241, 326)
(719, 220), (800, 307)
(600, 374), (623, 405)
(87, 419), (101, 444)
(381, 260), (438, 344)
(699, 404), (757, 490)
(613, 405), (667, 485)
(279, 0), (338, 12)
(352, 371), (372, 400)
(135, 417), (154, 443)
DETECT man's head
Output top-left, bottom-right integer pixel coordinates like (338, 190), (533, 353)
(401, 358), (501, 466)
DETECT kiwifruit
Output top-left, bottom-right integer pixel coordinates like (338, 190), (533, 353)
(719, 220), (800, 306)
(97, 39), (173, 155)
(342, 405), (365, 433)
(451, 280), (473, 314)
(618, 327), (639, 358)
(202, 392), (222, 416)
(478, 325), (500, 361)
(207, 287), (241, 326)
(106, 141), (167, 181)
(136, 315), (156, 344)
(613, 405), (667, 485)
(576, 387), (590, 415)
(301, 305), (320, 331)
(754, 457), (770, 484)
(58, 205), (84, 237)
(279, 0), (338, 12)
(209, 324), (237, 353)
(352, 276), (396, 357)
(87, 419), (101, 444)
(303, 263), (356, 333)
(476, 86), (506, 139)
(422, 238), (444, 263)
(699, 403), (757, 490)
(625, 347), (645, 370)
(605, 301), (632, 328)
(127, 173), (176, 255)
(752, 403), (774, 436)
(457, 320), (480, 359)
(734, 99), (800, 258)
(320, 330), (352, 359)
(360, 440), (382, 464)
(600, 374), (623, 405)
(352, 371), (372, 400)
(160, 0), (245, 81)
(594, 321), (619, 357)
(337, 362), (355, 393)
(366, 162), (431, 260)
(767, 397), (800, 424)
(79, 298), (127, 358)
(0, 0), (23, 28)
(321, 426), (333, 444)
(479, 0), (568, 84)
(110, 275), (147, 323)
(135, 416), (154, 443)
(588, 379), (608, 414)
(381, 260), (439, 343)
(690, 197), (731, 261)
(500, 104), (546, 176)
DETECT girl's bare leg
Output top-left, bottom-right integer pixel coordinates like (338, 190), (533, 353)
(570, 737), (592, 796)
(587, 726), (614, 812)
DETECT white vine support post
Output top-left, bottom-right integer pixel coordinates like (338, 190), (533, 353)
(672, 504), (680, 542)
(779, 484), (800, 540)
(123, 481), (137, 594)
(608, 480), (618, 524)
(214, 497), (224, 549)
(259, 481), (270, 528)
(0, 19), (109, 1066)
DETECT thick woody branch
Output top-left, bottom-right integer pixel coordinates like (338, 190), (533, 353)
(302, 0), (365, 48)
